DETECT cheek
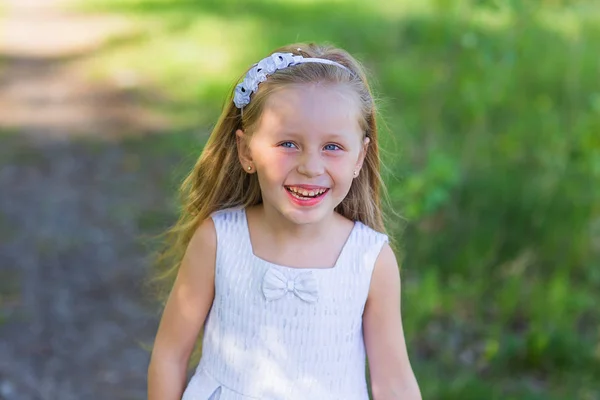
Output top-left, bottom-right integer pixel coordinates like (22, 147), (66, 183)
(254, 151), (294, 186)
(330, 150), (359, 169)
(327, 157), (356, 182)
(257, 151), (292, 171)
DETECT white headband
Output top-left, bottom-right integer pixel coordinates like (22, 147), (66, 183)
(233, 52), (350, 109)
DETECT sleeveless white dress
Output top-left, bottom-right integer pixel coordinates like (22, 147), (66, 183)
(181, 207), (388, 400)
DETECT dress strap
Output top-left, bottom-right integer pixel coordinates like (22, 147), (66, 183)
(342, 222), (389, 276)
(210, 207), (250, 254)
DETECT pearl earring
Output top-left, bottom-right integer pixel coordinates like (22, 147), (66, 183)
(247, 166), (252, 171)
(353, 170), (358, 177)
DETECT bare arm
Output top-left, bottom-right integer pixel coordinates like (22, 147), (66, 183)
(147, 218), (217, 400)
(363, 243), (421, 400)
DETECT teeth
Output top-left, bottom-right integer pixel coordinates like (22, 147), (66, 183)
(287, 187), (327, 198)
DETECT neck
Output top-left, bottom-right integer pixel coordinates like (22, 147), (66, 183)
(253, 203), (337, 243)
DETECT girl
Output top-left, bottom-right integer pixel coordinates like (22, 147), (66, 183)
(147, 43), (421, 400)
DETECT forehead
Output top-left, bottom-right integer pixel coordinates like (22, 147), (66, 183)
(256, 83), (363, 139)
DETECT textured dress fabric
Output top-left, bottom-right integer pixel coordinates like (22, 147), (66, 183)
(181, 207), (389, 400)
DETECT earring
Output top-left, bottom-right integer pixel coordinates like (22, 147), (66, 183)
(247, 166), (252, 171)
(353, 170), (358, 177)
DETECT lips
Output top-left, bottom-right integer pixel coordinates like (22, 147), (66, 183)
(283, 184), (330, 208)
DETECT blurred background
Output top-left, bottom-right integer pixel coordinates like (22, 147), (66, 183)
(0, 0), (599, 399)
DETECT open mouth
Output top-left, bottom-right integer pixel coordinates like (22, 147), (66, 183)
(285, 186), (329, 200)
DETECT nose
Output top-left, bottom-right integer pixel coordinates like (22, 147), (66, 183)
(297, 149), (324, 178)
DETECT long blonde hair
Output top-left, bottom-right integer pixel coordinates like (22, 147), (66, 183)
(151, 42), (389, 301)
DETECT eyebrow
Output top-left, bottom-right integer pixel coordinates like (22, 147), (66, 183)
(276, 131), (356, 141)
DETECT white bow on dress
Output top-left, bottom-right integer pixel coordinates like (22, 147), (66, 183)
(261, 268), (319, 303)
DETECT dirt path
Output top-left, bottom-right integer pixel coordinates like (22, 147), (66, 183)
(0, 0), (168, 138)
(0, 1), (174, 399)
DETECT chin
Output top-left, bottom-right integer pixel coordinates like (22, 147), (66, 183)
(279, 203), (335, 226)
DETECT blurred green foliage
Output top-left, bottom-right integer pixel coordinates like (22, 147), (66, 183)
(75, 0), (600, 398)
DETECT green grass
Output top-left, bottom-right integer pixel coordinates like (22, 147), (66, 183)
(69, 0), (600, 398)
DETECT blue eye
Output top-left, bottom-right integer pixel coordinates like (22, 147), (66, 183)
(280, 141), (297, 149)
(324, 143), (341, 151)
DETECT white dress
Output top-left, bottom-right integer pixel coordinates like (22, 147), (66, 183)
(181, 207), (388, 400)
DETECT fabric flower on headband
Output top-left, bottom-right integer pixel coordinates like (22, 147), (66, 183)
(233, 52), (349, 109)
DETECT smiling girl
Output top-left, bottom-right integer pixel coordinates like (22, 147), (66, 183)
(147, 43), (421, 400)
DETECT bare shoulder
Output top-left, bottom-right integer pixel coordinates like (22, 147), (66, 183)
(186, 216), (217, 260)
(368, 242), (401, 301)
(178, 215), (217, 294)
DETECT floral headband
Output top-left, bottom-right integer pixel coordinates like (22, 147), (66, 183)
(233, 51), (350, 109)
